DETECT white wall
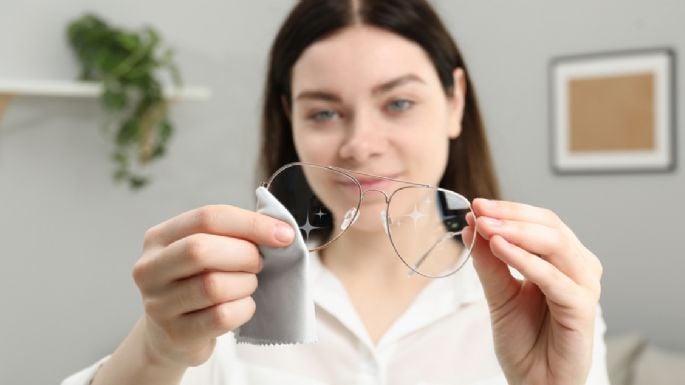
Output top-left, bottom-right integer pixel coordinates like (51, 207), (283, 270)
(0, 1), (682, 383)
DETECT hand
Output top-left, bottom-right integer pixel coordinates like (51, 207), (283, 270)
(462, 198), (603, 385)
(132, 205), (295, 368)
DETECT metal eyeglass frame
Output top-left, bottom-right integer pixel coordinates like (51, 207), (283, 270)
(262, 161), (475, 278)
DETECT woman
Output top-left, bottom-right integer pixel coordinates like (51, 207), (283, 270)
(64, 1), (608, 384)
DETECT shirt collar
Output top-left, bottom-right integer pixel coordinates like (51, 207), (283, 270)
(307, 250), (485, 348)
(309, 250), (484, 306)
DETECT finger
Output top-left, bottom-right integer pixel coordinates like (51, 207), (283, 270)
(465, 211), (475, 227)
(145, 205), (295, 248)
(463, 224), (521, 312)
(463, 215), (475, 248)
(488, 234), (580, 307)
(135, 233), (263, 291)
(172, 296), (256, 345)
(159, 272), (258, 316)
(474, 216), (586, 283)
(472, 198), (564, 229)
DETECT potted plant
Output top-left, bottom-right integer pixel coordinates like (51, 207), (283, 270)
(67, 13), (182, 189)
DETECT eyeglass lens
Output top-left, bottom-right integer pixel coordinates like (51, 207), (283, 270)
(266, 163), (474, 277)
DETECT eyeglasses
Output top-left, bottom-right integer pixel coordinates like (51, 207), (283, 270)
(262, 162), (475, 278)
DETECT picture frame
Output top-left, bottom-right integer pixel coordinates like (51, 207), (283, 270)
(549, 48), (676, 173)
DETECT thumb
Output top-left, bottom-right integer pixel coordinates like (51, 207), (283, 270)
(464, 216), (520, 311)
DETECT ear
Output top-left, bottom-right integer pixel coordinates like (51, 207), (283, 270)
(447, 68), (467, 139)
(281, 95), (292, 121)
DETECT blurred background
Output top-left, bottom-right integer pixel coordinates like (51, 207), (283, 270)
(0, 1), (683, 384)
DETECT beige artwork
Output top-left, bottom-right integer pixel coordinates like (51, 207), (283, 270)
(568, 72), (655, 152)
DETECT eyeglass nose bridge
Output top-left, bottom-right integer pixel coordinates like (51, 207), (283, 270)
(356, 189), (393, 235)
(359, 188), (392, 204)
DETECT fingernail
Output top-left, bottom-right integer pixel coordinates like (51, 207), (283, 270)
(274, 223), (294, 243)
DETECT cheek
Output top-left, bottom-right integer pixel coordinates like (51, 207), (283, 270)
(292, 126), (343, 164)
(411, 133), (450, 166)
(397, 116), (451, 184)
(414, 138), (450, 185)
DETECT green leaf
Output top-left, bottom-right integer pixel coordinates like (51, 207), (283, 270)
(116, 119), (139, 145)
(115, 33), (139, 50)
(102, 88), (127, 111)
(129, 175), (149, 189)
(159, 120), (173, 142)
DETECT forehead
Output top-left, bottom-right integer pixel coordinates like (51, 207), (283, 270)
(291, 25), (439, 94)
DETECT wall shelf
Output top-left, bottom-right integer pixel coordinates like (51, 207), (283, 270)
(0, 79), (211, 120)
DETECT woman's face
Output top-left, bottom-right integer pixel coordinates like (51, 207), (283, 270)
(289, 25), (466, 231)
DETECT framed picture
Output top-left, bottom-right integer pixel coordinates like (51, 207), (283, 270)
(549, 48), (676, 173)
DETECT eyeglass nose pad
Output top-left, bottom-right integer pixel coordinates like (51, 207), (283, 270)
(380, 209), (389, 236)
(340, 207), (359, 231)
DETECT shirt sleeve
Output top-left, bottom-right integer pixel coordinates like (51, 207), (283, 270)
(586, 305), (612, 385)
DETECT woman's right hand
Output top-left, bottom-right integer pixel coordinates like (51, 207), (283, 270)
(132, 204), (295, 368)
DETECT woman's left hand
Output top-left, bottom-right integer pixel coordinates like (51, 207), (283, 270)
(462, 198), (603, 385)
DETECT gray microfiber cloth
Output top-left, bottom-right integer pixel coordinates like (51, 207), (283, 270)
(234, 187), (317, 345)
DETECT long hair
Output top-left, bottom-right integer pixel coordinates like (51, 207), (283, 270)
(258, 0), (500, 201)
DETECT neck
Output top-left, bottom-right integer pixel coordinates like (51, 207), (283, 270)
(320, 227), (412, 280)
(318, 226), (437, 345)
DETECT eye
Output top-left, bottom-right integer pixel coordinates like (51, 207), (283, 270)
(309, 109), (339, 122)
(387, 99), (414, 112)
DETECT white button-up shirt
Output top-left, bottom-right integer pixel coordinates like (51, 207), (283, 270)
(63, 253), (610, 385)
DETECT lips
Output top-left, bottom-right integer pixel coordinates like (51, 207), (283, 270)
(336, 173), (403, 191)
(357, 179), (392, 190)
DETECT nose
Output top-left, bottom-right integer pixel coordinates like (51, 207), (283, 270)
(337, 110), (388, 162)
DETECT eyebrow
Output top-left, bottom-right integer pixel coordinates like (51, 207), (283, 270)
(372, 73), (426, 95)
(294, 73), (426, 102)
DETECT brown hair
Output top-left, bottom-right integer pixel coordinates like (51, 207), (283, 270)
(258, 0), (500, 201)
